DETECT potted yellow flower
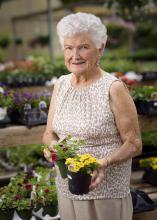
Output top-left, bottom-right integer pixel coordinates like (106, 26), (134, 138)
(65, 154), (99, 195)
(140, 157), (157, 186)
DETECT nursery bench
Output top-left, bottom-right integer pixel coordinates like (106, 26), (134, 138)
(131, 171), (157, 220)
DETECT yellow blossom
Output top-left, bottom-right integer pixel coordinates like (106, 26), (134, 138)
(65, 153), (98, 174)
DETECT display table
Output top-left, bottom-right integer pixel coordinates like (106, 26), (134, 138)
(131, 171), (157, 220)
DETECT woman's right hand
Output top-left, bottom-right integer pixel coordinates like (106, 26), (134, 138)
(43, 140), (58, 163)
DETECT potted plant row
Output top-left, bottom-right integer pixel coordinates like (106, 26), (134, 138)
(0, 84), (12, 127)
(132, 131), (157, 171)
(140, 157), (157, 186)
(0, 85), (52, 127)
(0, 57), (69, 87)
(0, 167), (58, 220)
(131, 86), (157, 115)
(0, 86), (51, 127)
(141, 71), (157, 81)
(0, 144), (48, 176)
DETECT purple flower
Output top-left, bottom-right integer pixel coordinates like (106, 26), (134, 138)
(4, 90), (10, 96)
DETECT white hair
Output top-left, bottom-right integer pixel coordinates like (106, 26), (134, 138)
(57, 12), (107, 49)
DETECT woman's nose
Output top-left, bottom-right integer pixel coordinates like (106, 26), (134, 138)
(72, 48), (80, 59)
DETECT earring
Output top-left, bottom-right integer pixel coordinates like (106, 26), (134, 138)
(96, 54), (101, 67)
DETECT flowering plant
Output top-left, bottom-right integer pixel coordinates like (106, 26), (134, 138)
(140, 157), (157, 170)
(0, 85), (13, 108)
(131, 86), (157, 102)
(65, 153), (99, 175)
(11, 91), (51, 113)
(43, 135), (85, 163)
(0, 186), (14, 210)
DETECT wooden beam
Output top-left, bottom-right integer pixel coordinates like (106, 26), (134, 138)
(139, 115), (157, 132)
(0, 115), (156, 147)
(0, 125), (46, 147)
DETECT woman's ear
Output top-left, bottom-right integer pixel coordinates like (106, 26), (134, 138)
(98, 43), (105, 56)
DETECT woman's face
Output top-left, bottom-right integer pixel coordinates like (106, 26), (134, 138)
(63, 33), (101, 75)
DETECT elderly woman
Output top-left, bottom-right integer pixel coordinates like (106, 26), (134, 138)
(43, 12), (142, 220)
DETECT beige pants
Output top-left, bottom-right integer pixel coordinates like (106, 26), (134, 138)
(58, 192), (133, 220)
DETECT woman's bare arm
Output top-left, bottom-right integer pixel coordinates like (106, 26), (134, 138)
(90, 80), (142, 190)
(42, 83), (59, 147)
(105, 81), (142, 166)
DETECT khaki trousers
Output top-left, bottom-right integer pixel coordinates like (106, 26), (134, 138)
(58, 192), (133, 220)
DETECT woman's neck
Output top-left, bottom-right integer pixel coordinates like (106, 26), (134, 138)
(71, 67), (103, 87)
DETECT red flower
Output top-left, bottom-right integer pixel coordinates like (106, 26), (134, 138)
(51, 152), (57, 162)
(24, 183), (32, 190)
(44, 188), (49, 193)
(15, 195), (21, 200)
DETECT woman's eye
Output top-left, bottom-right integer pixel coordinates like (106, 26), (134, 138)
(82, 45), (88, 49)
(65, 47), (72, 50)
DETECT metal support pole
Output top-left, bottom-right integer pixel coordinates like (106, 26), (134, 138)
(12, 19), (18, 60)
(47, 0), (53, 63)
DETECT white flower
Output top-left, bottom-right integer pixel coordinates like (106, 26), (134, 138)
(0, 87), (4, 94)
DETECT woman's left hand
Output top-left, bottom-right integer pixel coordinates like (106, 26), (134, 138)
(89, 158), (108, 191)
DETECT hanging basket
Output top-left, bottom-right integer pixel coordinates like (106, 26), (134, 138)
(67, 171), (91, 195)
(56, 159), (67, 179)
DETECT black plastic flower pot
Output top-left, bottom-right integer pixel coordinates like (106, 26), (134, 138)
(7, 109), (21, 124)
(142, 71), (157, 81)
(135, 100), (157, 115)
(0, 209), (14, 220)
(143, 168), (157, 186)
(42, 203), (58, 217)
(20, 108), (47, 127)
(17, 209), (32, 220)
(0, 115), (10, 128)
(67, 171), (91, 195)
(8, 108), (48, 126)
(56, 159), (67, 179)
(33, 203), (42, 212)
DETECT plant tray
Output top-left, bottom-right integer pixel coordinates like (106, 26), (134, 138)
(135, 100), (157, 115)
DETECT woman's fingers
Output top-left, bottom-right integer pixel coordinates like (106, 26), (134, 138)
(49, 140), (58, 152)
(89, 168), (104, 191)
(43, 148), (52, 163)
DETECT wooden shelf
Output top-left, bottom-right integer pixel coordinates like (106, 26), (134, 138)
(0, 125), (46, 147)
(131, 171), (157, 220)
(139, 115), (157, 132)
(0, 115), (156, 147)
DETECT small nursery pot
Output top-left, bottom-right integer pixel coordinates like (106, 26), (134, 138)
(67, 171), (91, 195)
(56, 159), (67, 179)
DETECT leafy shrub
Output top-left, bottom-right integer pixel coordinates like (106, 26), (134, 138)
(134, 20), (157, 49)
(129, 48), (157, 61)
(106, 24), (129, 48)
(131, 86), (157, 101)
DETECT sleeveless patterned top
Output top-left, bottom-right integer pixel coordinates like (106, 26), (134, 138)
(53, 72), (131, 200)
